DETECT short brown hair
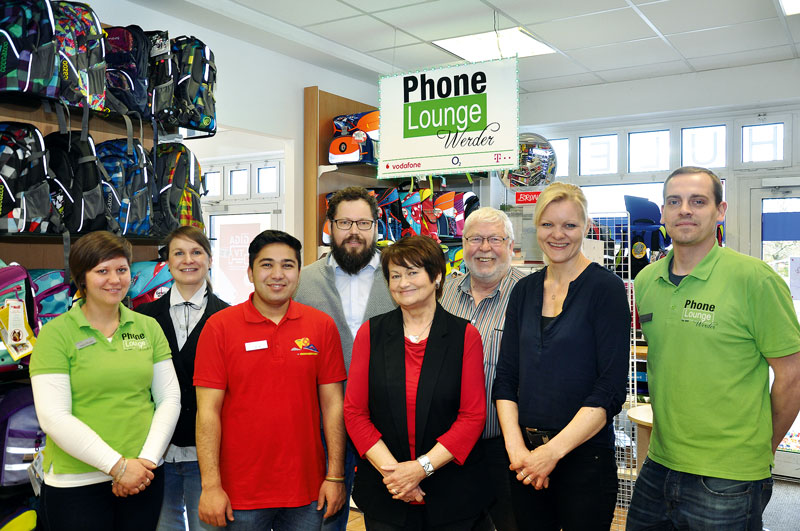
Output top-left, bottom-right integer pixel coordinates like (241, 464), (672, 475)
(534, 182), (589, 229)
(326, 186), (378, 221)
(70, 231), (133, 291)
(664, 166), (723, 205)
(380, 236), (446, 299)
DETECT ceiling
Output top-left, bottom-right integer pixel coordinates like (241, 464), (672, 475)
(135, 0), (800, 93)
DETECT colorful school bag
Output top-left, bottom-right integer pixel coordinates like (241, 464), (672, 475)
(29, 268), (71, 326)
(104, 25), (150, 117)
(145, 30), (174, 124)
(328, 111), (378, 165)
(0, 0), (60, 98)
(96, 138), (154, 236)
(127, 261), (173, 308)
(0, 385), (44, 486)
(171, 36), (216, 132)
(152, 142), (205, 238)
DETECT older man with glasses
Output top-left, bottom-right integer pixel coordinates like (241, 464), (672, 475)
(440, 207), (526, 531)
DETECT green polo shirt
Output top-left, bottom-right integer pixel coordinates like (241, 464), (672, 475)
(635, 245), (800, 480)
(30, 301), (172, 475)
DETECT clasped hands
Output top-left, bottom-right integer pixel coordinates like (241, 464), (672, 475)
(509, 444), (559, 490)
(381, 461), (426, 503)
(111, 457), (157, 497)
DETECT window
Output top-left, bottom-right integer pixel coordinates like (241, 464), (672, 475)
(584, 182), (665, 215)
(629, 130), (669, 173)
(229, 168), (249, 196)
(257, 165), (280, 196)
(204, 171), (221, 198)
(579, 134), (618, 175)
(682, 125), (726, 168)
(549, 138), (569, 177)
(742, 123), (783, 163)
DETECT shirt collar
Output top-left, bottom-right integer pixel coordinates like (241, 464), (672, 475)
(458, 267), (514, 300)
(169, 281), (207, 308)
(655, 244), (722, 283)
(70, 300), (135, 328)
(327, 249), (381, 275)
(243, 293), (302, 323)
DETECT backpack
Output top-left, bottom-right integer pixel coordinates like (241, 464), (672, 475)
(0, 386), (45, 487)
(50, 1), (106, 111)
(44, 131), (119, 234)
(96, 138), (154, 236)
(145, 30), (174, 124)
(29, 268), (70, 326)
(0, 0), (60, 98)
(171, 36), (216, 132)
(152, 142), (204, 238)
(0, 122), (62, 234)
(0, 260), (38, 370)
(127, 260), (173, 309)
(104, 25), (150, 117)
(328, 111), (379, 165)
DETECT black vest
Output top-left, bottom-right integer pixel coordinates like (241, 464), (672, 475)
(352, 305), (489, 527)
(137, 289), (229, 447)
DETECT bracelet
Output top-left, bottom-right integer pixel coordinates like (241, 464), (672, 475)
(324, 476), (345, 483)
(112, 458), (127, 483)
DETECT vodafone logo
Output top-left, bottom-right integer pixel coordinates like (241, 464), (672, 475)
(515, 191), (541, 204)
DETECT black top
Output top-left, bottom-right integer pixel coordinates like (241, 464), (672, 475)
(137, 289), (229, 447)
(493, 263), (631, 448)
(540, 315), (556, 333)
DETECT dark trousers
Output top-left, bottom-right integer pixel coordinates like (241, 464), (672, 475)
(364, 506), (493, 531)
(509, 445), (617, 531)
(475, 437), (518, 531)
(39, 466), (165, 531)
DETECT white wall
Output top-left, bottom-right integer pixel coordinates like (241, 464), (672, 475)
(90, 0), (378, 242)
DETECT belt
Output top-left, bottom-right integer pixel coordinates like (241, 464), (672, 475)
(523, 427), (559, 449)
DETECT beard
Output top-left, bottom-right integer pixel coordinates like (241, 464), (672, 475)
(331, 234), (378, 275)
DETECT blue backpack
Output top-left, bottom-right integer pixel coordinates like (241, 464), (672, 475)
(97, 138), (154, 236)
(128, 261), (173, 309)
(29, 269), (71, 326)
(0, 0), (60, 98)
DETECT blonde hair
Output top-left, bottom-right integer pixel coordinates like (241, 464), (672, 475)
(534, 182), (589, 229)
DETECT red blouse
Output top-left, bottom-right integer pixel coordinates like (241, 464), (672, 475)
(344, 320), (486, 465)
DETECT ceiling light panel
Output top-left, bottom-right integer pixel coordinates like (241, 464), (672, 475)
(433, 28), (555, 62)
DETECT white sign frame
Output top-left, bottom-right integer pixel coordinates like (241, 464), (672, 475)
(378, 57), (519, 179)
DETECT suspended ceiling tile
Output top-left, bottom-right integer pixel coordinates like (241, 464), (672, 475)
(784, 15), (800, 42)
(306, 15), (421, 51)
(687, 45), (794, 71)
(368, 43), (461, 71)
(667, 19), (789, 58)
(597, 60), (691, 83)
(530, 8), (657, 50)
(232, 0), (360, 27)
(638, 0), (779, 35)
(568, 38), (681, 71)
(519, 72), (604, 92)
(353, 0), (437, 13)
(486, 0), (627, 26)
(372, 0), (515, 41)
(518, 53), (589, 81)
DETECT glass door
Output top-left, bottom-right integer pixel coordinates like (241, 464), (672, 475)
(750, 186), (800, 480)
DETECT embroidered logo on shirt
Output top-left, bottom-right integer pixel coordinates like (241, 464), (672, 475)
(121, 332), (151, 350)
(680, 299), (716, 329)
(291, 337), (319, 355)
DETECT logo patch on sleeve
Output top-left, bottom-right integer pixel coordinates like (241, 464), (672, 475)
(291, 337), (319, 355)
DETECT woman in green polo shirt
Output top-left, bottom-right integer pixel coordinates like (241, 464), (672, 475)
(30, 231), (181, 531)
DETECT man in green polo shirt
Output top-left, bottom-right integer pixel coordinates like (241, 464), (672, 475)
(627, 166), (800, 531)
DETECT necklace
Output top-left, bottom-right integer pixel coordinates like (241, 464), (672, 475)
(404, 319), (433, 343)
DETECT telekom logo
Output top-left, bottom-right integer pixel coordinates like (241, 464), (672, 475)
(515, 191), (541, 204)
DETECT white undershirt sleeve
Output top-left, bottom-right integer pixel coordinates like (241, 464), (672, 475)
(138, 360), (181, 464)
(31, 373), (122, 475)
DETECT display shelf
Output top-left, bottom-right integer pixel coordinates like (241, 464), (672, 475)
(0, 235), (159, 270)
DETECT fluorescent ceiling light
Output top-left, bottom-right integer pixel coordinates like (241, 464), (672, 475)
(780, 0), (800, 15)
(434, 28), (554, 62)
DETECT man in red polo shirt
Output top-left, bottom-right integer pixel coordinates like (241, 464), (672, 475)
(195, 230), (347, 529)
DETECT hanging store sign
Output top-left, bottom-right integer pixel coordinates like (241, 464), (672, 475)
(378, 57), (518, 179)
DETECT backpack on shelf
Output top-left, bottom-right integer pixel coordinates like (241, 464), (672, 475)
(170, 36), (216, 132)
(0, 385), (45, 487)
(146, 30), (174, 124)
(29, 268), (71, 326)
(44, 131), (118, 234)
(97, 138), (154, 236)
(0, 122), (62, 234)
(152, 142), (205, 238)
(328, 110), (378, 165)
(127, 260), (173, 309)
(50, 1), (106, 111)
(0, 0), (60, 99)
(104, 25), (150, 117)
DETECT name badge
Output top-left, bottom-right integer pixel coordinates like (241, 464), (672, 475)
(639, 313), (653, 323)
(245, 340), (268, 351)
(75, 337), (97, 349)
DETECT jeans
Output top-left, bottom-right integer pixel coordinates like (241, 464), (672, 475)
(509, 444), (617, 531)
(226, 501), (323, 531)
(157, 460), (215, 531)
(320, 439), (357, 531)
(39, 466), (165, 531)
(475, 437), (518, 531)
(626, 458), (774, 531)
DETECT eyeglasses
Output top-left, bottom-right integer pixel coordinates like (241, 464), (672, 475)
(464, 236), (509, 247)
(333, 219), (375, 231)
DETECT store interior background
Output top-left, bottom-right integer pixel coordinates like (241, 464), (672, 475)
(85, 0), (800, 527)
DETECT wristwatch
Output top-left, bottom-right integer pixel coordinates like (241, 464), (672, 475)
(416, 454), (435, 477)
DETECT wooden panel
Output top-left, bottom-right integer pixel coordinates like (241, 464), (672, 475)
(0, 237), (159, 270)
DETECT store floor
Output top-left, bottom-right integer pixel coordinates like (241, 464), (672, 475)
(347, 509), (366, 531)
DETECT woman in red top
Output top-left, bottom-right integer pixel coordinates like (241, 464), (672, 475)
(344, 236), (491, 530)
